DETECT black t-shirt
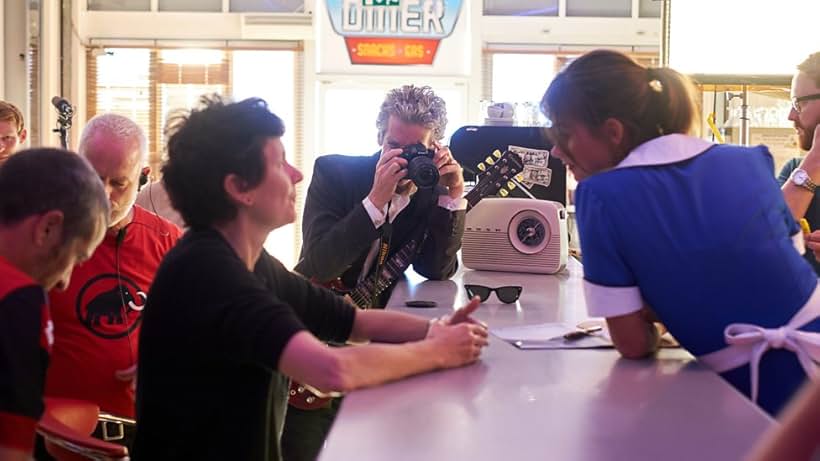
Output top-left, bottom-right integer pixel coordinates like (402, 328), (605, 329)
(778, 157), (820, 274)
(133, 229), (356, 461)
(0, 257), (49, 454)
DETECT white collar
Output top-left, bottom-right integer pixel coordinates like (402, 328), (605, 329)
(387, 192), (412, 224)
(613, 134), (714, 170)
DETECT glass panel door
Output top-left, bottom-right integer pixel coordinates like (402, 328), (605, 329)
(233, 50), (299, 268)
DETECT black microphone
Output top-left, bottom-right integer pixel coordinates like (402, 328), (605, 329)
(51, 96), (73, 114)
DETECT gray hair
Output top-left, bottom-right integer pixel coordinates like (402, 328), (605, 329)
(376, 85), (448, 145)
(79, 113), (147, 163)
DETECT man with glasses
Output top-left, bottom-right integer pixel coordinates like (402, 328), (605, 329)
(779, 51), (820, 274)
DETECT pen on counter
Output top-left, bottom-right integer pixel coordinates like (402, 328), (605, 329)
(563, 325), (603, 341)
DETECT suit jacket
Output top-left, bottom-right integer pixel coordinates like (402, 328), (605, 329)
(295, 153), (464, 305)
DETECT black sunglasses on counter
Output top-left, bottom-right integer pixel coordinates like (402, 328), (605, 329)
(464, 284), (523, 304)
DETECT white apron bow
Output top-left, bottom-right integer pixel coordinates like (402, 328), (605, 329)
(699, 282), (820, 402)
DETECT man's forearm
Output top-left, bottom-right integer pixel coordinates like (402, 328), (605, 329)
(782, 182), (816, 221)
(349, 309), (429, 343)
(333, 340), (447, 391)
(782, 152), (820, 220)
(280, 332), (444, 394)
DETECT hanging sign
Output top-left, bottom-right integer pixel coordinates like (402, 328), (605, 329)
(325, 0), (463, 65)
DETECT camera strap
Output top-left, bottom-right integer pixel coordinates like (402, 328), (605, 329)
(370, 201), (392, 308)
(352, 194), (435, 309)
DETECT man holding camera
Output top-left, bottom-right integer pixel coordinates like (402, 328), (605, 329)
(286, 85), (466, 461)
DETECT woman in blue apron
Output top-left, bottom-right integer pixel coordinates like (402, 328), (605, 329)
(540, 49), (820, 416)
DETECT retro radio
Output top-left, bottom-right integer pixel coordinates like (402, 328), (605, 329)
(462, 198), (568, 274)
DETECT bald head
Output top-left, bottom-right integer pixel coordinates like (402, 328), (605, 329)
(79, 114), (147, 230)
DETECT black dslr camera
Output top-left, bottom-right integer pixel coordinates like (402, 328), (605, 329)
(399, 143), (439, 189)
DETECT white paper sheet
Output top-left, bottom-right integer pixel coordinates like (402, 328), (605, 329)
(491, 322), (614, 349)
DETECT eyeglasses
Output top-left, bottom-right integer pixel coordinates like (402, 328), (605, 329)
(464, 284), (522, 304)
(792, 93), (820, 113)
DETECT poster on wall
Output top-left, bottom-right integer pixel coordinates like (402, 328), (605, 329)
(324, 0), (463, 66)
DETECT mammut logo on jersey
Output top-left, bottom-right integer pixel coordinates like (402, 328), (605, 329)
(75, 273), (147, 339)
(87, 285), (134, 326)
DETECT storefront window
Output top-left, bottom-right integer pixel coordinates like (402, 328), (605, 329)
(158, 0), (222, 12)
(232, 50), (299, 267)
(566, 0), (630, 17)
(230, 0), (305, 12)
(89, 47), (302, 267)
(490, 53), (554, 125)
(232, 50), (297, 157)
(87, 0), (150, 11)
(639, 0), (661, 18)
(92, 48), (152, 143)
(483, 0), (558, 16)
(699, 85), (798, 174)
(318, 83), (466, 157)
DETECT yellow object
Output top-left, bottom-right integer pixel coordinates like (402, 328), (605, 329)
(706, 113), (725, 144)
(800, 218), (811, 234)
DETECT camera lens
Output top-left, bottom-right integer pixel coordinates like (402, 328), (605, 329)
(401, 143), (439, 189)
(408, 157), (439, 188)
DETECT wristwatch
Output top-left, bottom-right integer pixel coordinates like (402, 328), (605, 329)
(791, 168), (817, 193)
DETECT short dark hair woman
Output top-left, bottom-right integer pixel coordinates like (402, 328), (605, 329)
(133, 96), (488, 460)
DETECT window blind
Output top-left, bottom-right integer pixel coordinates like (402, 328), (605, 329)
(86, 43), (304, 268)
